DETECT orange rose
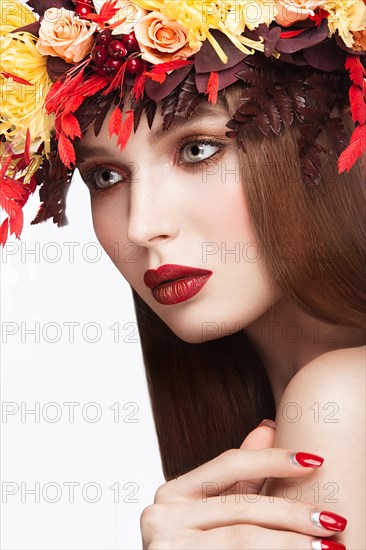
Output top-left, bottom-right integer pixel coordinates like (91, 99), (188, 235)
(134, 11), (201, 65)
(36, 8), (97, 63)
(275, 0), (326, 27)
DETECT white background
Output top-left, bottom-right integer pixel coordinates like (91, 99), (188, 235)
(1, 170), (165, 549)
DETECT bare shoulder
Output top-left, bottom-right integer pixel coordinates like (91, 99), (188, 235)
(301, 343), (365, 373)
(279, 344), (365, 405)
(272, 345), (365, 545)
(275, 344), (366, 431)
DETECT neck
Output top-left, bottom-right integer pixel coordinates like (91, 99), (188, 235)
(244, 297), (365, 405)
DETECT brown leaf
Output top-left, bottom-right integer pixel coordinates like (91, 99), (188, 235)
(255, 111), (271, 135)
(162, 85), (181, 131)
(273, 89), (294, 126)
(175, 71), (205, 119)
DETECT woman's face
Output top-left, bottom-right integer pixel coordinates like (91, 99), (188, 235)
(77, 101), (282, 343)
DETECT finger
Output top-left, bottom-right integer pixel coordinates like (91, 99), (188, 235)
(164, 496), (346, 538)
(239, 420), (276, 451)
(155, 448), (324, 503)
(224, 422), (276, 496)
(147, 524), (337, 550)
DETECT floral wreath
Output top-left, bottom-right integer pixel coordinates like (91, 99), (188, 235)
(1, 0), (365, 246)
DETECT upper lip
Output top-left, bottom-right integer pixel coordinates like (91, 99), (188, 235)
(144, 264), (213, 289)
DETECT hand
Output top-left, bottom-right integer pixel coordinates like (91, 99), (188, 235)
(221, 419), (277, 498)
(141, 424), (347, 549)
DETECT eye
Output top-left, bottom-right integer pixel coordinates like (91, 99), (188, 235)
(79, 164), (126, 191)
(94, 168), (125, 188)
(179, 140), (223, 164)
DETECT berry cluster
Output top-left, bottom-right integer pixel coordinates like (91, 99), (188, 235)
(91, 29), (144, 79)
(74, 0), (95, 18)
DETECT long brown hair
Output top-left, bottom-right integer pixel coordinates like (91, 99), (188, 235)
(132, 83), (365, 481)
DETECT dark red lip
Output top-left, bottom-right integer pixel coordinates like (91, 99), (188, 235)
(144, 264), (213, 290)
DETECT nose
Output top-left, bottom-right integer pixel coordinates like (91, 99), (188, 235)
(126, 167), (179, 248)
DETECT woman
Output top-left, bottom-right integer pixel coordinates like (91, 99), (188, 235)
(1, 0), (365, 548)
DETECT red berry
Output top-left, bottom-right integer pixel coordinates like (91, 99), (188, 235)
(74, 4), (93, 17)
(125, 57), (144, 75)
(123, 32), (140, 52)
(105, 57), (124, 74)
(108, 40), (127, 58)
(96, 64), (107, 76)
(97, 29), (112, 47)
(91, 45), (108, 65)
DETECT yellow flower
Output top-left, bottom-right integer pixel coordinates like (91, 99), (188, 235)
(0, 0), (35, 37)
(324, 0), (366, 48)
(135, 0), (276, 62)
(0, 1), (52, 156)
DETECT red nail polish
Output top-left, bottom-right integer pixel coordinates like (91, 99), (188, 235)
(318, 511), (347, 532)
(290, 452), (324, 467)
(318, 540), (346, 550)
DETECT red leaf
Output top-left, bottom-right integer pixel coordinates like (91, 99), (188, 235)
(45, 80), (63, 113)
(279, 29), (306, 38)
(9, 207), (24, 239)
(0, 218), (9, 246)
(131, 70), (146, 101)
(338, 124), (366, 173)
(58, 133), (76, 169)
(349, 84), (366, 125)
(65, 94), (85, 113)
(54, 115), (62, 135)
(61, 113), (82, 139)
(85, 0), (119, 26)
(0, 154), (13, 179)
(108, 106), (123, 138)
(102, 61), (126, 94)
(117, 110), (134, 151)
(78, 75), (108, 97)
(0, 72), (33, 86)
(345, 55), (366, 87)
(206, 72), (219, 105)
(145, 71), (166, 84)
(46, 70), (86, 114)
(0, 176), (28, 224)
(150, 59), (194, 74)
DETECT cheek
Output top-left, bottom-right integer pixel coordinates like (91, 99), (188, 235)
(90, 195), (129, 261)
(200, 168), (256, 244)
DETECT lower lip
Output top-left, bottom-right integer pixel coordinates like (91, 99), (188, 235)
(151, 274), (213, 305)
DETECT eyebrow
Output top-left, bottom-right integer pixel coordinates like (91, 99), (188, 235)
(75, 101), (229, 161)
(148, 101), (228, 145)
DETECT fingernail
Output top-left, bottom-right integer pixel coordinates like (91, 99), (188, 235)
(257, 419), (276, 429)
(311, 510), (347, 532)
(311, 539), (346, 550)
(289, 452), (324, 467)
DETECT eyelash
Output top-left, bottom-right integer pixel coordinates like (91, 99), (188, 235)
(79, 137), (226, 197)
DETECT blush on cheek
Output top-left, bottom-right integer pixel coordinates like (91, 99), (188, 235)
(90, 202), (143, 290)
(91, 205), (118, 252)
